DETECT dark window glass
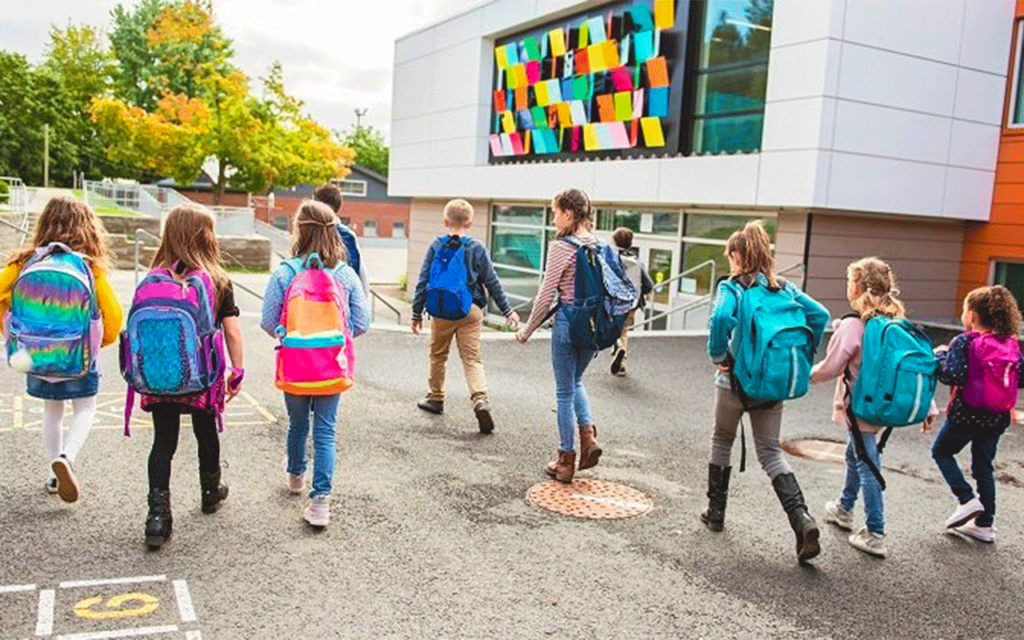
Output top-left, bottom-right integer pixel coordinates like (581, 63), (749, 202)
(994, 262), (1024, 311)
(681, 243), (730, 295)
(493, 205), (545, 226)
(695, 67), (768, 116)
(699, 0), (773, 69)
(685, 213), (775, 241)
(1014, 23), (1024, 124)
(694, 113), (765, 154)
(491, 227), (544, 271)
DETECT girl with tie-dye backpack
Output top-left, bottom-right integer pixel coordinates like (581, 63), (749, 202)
(126, 204), (244, 551)
(260, 201), (369, 529)
(0, 196), (123, 504)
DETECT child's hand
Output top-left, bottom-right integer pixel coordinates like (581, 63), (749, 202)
(226, 368), (244, 403)
(506, 311), (520, 328)
(717, 364), (730, 374)
(411, 318), (422, 335)
(516, 328), (528, 343)
(922, 414), (937, 433)
(933, 344), (949, 355)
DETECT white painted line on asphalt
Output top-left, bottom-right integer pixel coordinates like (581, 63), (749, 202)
(36, 589), (55, 636)
(13, 394), (23, 430)
(241, 391), (276, 422)
(172, 580), (196, 623)
(59, 575), (167, 589)
(184, 631), (202, 640)
(0, 583), (35, 593)
(56, 625), (179, 640)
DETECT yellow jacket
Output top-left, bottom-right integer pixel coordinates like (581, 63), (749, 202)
(0, 261), (124, 347)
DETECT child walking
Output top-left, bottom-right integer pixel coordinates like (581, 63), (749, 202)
(931, 285), (1023, 543)
(610, 227), (653, 377)
(261, 201), (369, 528)
(312, 182), (370, 298)
(811, 257), (936, 558)
(411, 199), (519, 433)
(516, 188), (604, 483)
(134, 204), (244, 550)
(705, 221), (829, 563)
(0, 196), (122, 502)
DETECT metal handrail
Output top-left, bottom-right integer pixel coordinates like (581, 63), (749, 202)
(629, 259), (718, 332)
(778, 262), (805, 289)
(369, 287), (402, 325)
(651, 259), (717, 297)
(0, 216), (29, 235)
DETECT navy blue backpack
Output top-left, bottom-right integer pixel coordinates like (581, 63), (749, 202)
(336, 223), (362, 276)
(425, 235), (473, 321)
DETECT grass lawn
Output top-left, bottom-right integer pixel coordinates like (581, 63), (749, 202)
(71, 190), (141, 216)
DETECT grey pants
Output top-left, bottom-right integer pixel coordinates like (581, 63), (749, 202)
(709, 386), (792, 479)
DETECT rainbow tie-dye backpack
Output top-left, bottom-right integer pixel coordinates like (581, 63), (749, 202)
(3, 242), (100, 380)
(274, 254), (354, 396)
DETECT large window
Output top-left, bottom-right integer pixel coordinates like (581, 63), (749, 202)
(994, 261), (1024, 312)
(691, 0), (773, 153)
(1010, 21), (1024, 126)
(333, 179), (367, 197)
(489, 205), (551, 314)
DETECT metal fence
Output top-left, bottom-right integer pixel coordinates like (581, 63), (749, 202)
(207, 206), (256, 236)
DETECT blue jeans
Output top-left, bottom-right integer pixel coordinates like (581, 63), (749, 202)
(284, 393), (341, 498)
(551, 315), (596, 452)
(932, 419), (1005, 528)
(839, 432), (885, 534)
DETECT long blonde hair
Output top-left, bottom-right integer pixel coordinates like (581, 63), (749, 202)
(152, 203), (230, 306)
(726, 221), (776, 287)
(847, 257), (905, 320)
(9, 196), (112, 271)
(291, 200), (346, 268)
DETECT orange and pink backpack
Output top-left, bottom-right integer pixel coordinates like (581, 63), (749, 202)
(274, 254), (354, 395)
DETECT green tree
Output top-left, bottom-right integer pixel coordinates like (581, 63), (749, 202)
(338, 124), (389, 177)
(109, 0), (174, 110)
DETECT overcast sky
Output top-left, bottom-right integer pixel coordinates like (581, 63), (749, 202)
(1, 0), (484, 140)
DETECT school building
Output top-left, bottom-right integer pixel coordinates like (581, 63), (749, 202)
(390, 0), (1018, 329)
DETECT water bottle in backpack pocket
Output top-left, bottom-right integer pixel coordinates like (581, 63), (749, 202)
(3, 243), (101, 380)
(274, 254), (355, 395)
(963, 332), (1020, 412)
(851, 317), (937, 427)
(120, 266), (225, 432)
(728, 281), (815, 404)
(425, 235), (473, 321)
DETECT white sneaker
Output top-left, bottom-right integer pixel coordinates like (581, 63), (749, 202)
(823, 500), (854, 531)
(303, 495), (330, 528)
(45, 477), (58, 494)
(287, 474), (304, 495)
(953, 520), (996, 543)
(848, 527), (886, 558)
(945, 496), (985, 529)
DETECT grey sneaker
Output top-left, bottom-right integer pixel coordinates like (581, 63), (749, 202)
(945, 496), (984, 529)
(303, 495), (330, 528)
(51, 455), (79, 504)
(848, 527), (886, 558)
(823, 500), (854, 531)
(417, 398), (444, 414)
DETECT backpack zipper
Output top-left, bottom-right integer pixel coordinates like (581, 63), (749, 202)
(909, 372), (923, 423)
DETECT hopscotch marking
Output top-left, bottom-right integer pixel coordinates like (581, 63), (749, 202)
(184, 632), (203, 640)
(36, 589), (55, 636)
(172, 581), (195, 623)
(60, 575), (167, 589)
(0, 583), (35, 593)
(56, 625), (179, 640)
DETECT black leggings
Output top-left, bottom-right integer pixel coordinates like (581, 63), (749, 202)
(148, 406), (221, 490)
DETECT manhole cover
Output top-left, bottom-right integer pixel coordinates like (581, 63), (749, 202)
(526, 479), (654, 519)
(781, 438), (846, 464)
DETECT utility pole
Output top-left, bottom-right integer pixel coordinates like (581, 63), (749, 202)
(354, 108), (368, 128)
(43, 124), (49, 188)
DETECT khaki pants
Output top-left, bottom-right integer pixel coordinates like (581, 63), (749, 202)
(616, 309), (637, 354)
(428, 305), (487, 404)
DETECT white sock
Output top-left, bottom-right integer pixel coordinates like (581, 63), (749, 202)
(62, 397), (98, 464)
(42, 400), (65, 462)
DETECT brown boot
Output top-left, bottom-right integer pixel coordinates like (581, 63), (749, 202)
(544, 450), (576, 484)
(577, 424), (602, 470)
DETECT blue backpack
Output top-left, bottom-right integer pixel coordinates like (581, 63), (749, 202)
(557, 238), (636, 352)
(727, 279), (816, 405)
(336, 223), (361, 276)
(843, 316), (937, 489)
(425, 236), (473, 321)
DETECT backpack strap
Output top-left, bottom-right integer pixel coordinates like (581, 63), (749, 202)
(843, 366), (888, 490)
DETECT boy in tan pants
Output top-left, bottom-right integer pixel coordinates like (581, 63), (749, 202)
(411, 200), (519, 432)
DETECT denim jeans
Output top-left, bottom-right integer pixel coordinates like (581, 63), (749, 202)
(284, 393), (341, 498)
(840, 432), (885, 534)
(550, 314), (596, 452)
(931, 419), (1006, 528)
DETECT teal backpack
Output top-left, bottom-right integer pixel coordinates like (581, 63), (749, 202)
(728, 279), (817, 406)
(843, 315), (937, 489)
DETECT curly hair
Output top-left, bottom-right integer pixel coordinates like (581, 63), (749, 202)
(965, 285), (1022, 337)
(8, 196), (112, 271)
(847, 257), (906, 320)
(725, 220), (776, 288)
(552, 188), (593, 239)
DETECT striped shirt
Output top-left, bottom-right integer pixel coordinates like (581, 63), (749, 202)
(523, 234), (597, 337)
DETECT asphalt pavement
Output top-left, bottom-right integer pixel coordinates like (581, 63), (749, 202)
(1, 274), (1023, 639)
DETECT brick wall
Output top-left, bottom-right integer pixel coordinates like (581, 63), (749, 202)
(256, 194), (411, 238)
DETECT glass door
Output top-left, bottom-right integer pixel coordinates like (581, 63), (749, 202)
(636, 242), (678, 331)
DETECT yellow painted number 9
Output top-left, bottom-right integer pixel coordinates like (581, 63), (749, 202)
(74, 592), (160, 620)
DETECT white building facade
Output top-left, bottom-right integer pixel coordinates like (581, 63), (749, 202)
(390, 0), (1015, 328)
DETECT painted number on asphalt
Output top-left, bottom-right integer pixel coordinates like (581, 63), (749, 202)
(73, 591), (160, 620)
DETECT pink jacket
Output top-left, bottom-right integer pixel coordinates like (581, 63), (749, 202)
(810, 315), (937, 433)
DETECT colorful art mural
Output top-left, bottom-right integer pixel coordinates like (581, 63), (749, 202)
(489, 0), (681, 161)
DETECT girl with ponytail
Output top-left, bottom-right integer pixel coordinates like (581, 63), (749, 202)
(931, 285), (1023, 543)
(811, 257), (937, 558)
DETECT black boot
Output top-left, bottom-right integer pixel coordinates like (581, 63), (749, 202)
(772, 473), (820, 564)
(145, 489), (172, 551)
(700, 464), (731, 532)
(200, 468), (228, 514)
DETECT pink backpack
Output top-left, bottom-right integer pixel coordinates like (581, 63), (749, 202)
(274, 255), (355, 396)
(963, 332), (1021, 413)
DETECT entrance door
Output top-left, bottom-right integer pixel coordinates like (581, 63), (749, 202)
(635, 241), (678, 331)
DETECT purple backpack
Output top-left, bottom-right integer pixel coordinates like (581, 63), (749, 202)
(119, 264), (226, 434)
(963, 332), (1020, 413)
